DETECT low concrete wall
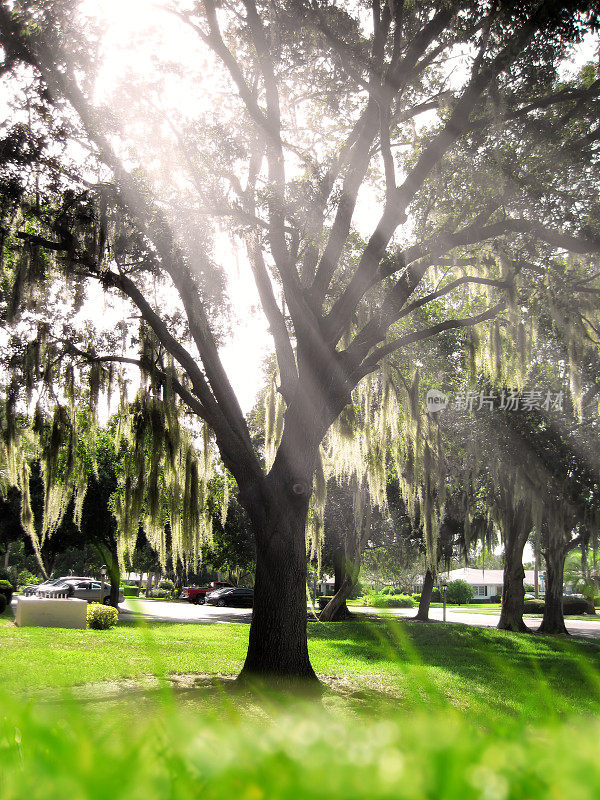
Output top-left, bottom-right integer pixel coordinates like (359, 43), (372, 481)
(15, 596), (87, 629)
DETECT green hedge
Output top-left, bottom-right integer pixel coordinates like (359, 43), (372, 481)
(365, 593), (416, 609)
(122, 586), (140, 597)
(148, 588), (171, 599)
(0, 580), (14, 604)
(523, 597), (595, 615)
(412, 588), (442, 603)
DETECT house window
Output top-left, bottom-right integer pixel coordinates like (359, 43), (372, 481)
(473, 585), (486, 597)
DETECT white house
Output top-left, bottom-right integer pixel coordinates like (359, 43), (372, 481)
(436, 567), (545, 598)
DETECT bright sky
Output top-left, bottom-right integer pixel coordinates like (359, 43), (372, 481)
(75, 0), (271, 413)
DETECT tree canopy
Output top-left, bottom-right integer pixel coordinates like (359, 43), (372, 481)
(1, 0), (600, 678)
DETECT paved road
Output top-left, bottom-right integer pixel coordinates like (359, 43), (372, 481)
(116, 599), (600, 639)
(351, 605), (600, 639)
(119, 598), (252, 624)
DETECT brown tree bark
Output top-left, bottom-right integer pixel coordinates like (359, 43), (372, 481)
(239, 492), (316, 681)
(498, 517), (531, 633)
(319, 554), (355, 622)
(493, 479), (532, 633)
(238, 404), (323, 682)
(539, 536), (568, 635)
(107, 549), (121, 608)
(320, 484), (370, 622)
(415, 568), (434, 621)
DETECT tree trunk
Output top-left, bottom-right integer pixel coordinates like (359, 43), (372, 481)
(539, 538), (568, 635)
(320, 487), (369, 622)
(415, 568), (434, 621)
(239, 485), (317, 683)
(320, 569), (354, 621)
(95, 542), (121, 607)
(320, 548), (353, 621)
(498, 524), (530, 633)
(107, 552), (121, 608)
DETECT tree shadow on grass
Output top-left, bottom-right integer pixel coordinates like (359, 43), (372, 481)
(307, 618), (600, 722)
(38, 670), (405, 723)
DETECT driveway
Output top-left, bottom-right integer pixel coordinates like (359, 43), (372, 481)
(351, 605), (600, 639)
(118, 598), (252, 624)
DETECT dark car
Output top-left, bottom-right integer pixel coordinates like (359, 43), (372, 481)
(181, 581), (235, 604)
(205, 587), (254, 608)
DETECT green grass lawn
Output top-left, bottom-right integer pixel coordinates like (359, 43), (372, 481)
(1, 612), (599, 722)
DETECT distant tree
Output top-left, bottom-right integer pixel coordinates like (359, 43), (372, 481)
(202, 489), (256, 585)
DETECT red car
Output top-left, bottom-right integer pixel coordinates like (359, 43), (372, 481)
(181, 581), (235, 604)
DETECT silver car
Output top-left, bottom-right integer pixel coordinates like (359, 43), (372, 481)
(37, 578), (124, 604)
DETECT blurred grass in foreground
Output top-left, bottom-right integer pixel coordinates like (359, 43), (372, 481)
(0, 686), (599, 800)
(1, 610), (600, 798)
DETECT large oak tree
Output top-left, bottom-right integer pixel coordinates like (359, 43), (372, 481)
(1, 0), (600, 680)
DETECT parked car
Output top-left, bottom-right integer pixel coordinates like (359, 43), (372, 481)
(25, 576), (94, 596)
(23, 578), (64, 596)
(205, 587), (254, 608)
(181, 581), (235, 604)
(35, 577), (124, 604)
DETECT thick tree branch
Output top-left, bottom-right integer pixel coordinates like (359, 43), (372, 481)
(311, 4), (456, 306)
(309, 3), (392, 305)
(326, 3), (555, 342)
(358, 300), (507, 378)
(396, 275), (508, 320)
(60, 344), (210, 422)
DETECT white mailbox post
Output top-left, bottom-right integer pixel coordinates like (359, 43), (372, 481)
(15, 596), (87, 628)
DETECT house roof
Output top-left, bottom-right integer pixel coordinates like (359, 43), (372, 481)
(440, 567), (541, 585)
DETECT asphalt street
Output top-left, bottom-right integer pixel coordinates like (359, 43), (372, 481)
(116, 599), (600, 639)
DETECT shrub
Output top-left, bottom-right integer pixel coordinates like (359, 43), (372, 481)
(317, 595), (334, 610)
(0, 594), (6, 614)
(87, 603), (118, 630)
(446, 580), (474, 605)
(16, 570), (40, 589)
(365, 593), (416, 608)
(158, 579), (175, 591)
(0, 580), (14, 604)
(0, 568), (14, 584)
(413, 588), (442, 602)
(523, 597), (596, 615)
(148, 588), (171, 599)
(595, 596), (600, 608)
(122, 585), (139, 597)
